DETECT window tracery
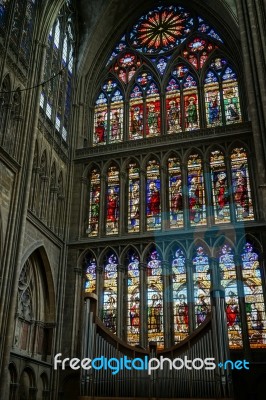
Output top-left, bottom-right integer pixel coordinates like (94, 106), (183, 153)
(92, 4), (242, 146)
(40, 1), (75, 141)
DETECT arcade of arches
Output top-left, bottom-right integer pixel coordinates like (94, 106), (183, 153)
(0, 1), (266, 400)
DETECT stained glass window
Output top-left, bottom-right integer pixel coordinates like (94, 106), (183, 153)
(241, 243), (266, 348)
(127, 251), (140, 345)
(230, 148), (254, 221)
(103, 253), (118, 333)
(193, 246), (211, 328)
(146, 159), (161, 230)
(40, 2), (75, 140)
(183, 38), (216, 70)
(168, 157), (183, 228)
(147, 248), (163, 348)
(210, 150), (230, 223)
(84, 254), (97, 294)
(128, 162), (140, 232)
(172, 248), (188, 342)
(106, 165), (120, 234)
(183, 75), (199, 131)
(87, 168), (101, 236)
(129, 85), (144, 140)
(219, 245), (242, 348)
(166, 78), (181, 133)
(112, 52), (142, 84)
(204, 70), (221, 127)
(94, 93), (108, 145)
(110, 90), (123, 143)
(188, 154), (206, 225)
(0, 0), (8, 28)
(146, 82), (160, 137)
(222, 65), (241, 124)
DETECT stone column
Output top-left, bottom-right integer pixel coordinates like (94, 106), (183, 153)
(116, 264), (125, 338)
(235, 0), (266, 218)
(71, 267), (83, 357)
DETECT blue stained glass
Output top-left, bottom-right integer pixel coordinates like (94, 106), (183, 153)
(155, 57), (168, 74)
(184, 74), (197, 88)
(222, 67), (237, 81)
(111, 90), (123, 102)
(96, 92), (107, 105)
(198, 17), (223, 42)
(137, 72), (152, 88)
(204, 70), (218, 84)
(166, 78), (179, 92)
(146, 82), (159, 95)
(103, 79), (117, 93)
(106, 35), (127, 65)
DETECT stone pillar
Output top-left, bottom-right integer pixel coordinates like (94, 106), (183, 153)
(39, 175), (49, 221)
(235, 0), (266, 218)
(117, 264), (125, 338)
(48, 186), (59, 230)
(71, 267), (83, 357)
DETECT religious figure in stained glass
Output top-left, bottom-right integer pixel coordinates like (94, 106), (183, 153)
(168, 157), (183, 228)
(128, 162), (140, 232)
(84, 255), (97, 294)
(241, 243), (266, 348)
(172, 248), (188, 341)
(219, 244), (242, 348)
(193, 246), (211, 327)
(87, 169), (101, 236)
(146, 160), (161, 230)
(103, 253), (118, 333)
(127, 252), (140, 345)
(231, 148), (254, 221)
(188, 154), (206, 225)
(210, 150), (230, 223)
(106, 165), (119, 234)
(167, 99), (181, 133)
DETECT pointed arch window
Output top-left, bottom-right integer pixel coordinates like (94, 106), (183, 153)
(102, 253), (118, 333)
(193, 246), (211, 328)
(106, 165), (120, 235)
(128, 161), (140, 233)
(171, 248), (188, 342)
(93, 5), (244, 144)
(147, 248), (163, 348)
(230, 147), (254, 221)
(241, 243), (266, 348)
(84, 253), (97, 294)
(146, 159), (161, 231)
(168, 156), (183, 228)
(40, 2), (75, 141)
(218, 244), (242, 348)
(127, 251), (140, 346)
(87, 168), (101, 236)
(188, 153), (206, 225)
(210, 150), (230, 223)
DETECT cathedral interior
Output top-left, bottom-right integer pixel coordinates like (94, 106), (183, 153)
(0, 0), (266, 399)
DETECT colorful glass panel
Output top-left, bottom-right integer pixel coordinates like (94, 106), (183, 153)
(146, 160), (161, 230)
(93, 93), (107, 146)
(113, 52), (142, 84)
(231, 148), (254, 221)
(129, 86), (144, 140)
(222, 67), (241, 124)
(219, 245), (242, 348)
(241, 243), (266, 348)
(103, 254), (118, 333)
(204, 71), (221, 127)
(109, 90), (123, 143)
(183, 38), (216, 70)
(155, 57), (168, 75)
(146, 82), (160, 137)
(188, 154), (206, 225)
(183, 75), (199, 131)
(166, 78), (181, 133)
(84, 254), (97, 294)
(106, 165), (119, 234)
(127, 252), (140, 346)
(210, 150), (230, 223)
(106, 35), (127, 65)
(147, 249), (163, 348)
(172, 249), (188, 342)
(193, 247), (211, 328)
(87, 169), (101, 236)
(129, 5), (193, 54)
(168, 157), (183, 228)
(198, 17), (223, 42)
(128, 162), (140, 232)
